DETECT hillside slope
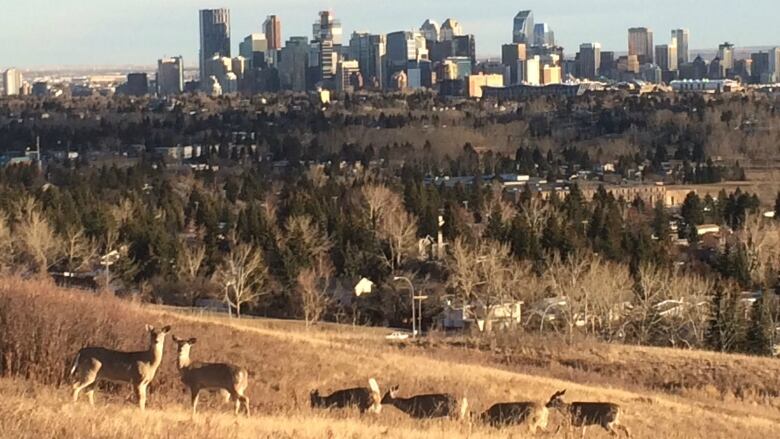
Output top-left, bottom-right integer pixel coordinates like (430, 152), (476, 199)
(1, 277), (779, 438)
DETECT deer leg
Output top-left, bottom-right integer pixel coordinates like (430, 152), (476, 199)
(191, 388), (200, 415)
(85, 382), (98, 406)
(581, 425), (587, 439)
(615, 423), (631, 438)
(136, 382), (148, 411)
(240, 394), (250, 416)
(72, 376), (96, 403)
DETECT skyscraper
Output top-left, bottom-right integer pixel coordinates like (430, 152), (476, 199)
(199, 9), (231, 85)
(628, 27), (654, 64)
(770, 48), (780, 81)
(239, 33), (269, 69)
(157, 57), (184, 95)
(279, 37), (309, 91)
(440, 18), (462, 41)
(533, 23), (554, 47)
(578, 43), (601, 80)
(671, 29), (689, 65)
(502, 43), (527, 85)
(655, 39), (678, 72)
(313, 11), (342, 88)
(124, 73), (149, 96)
(718, 42), (735, 72)
(349, 32), (385, 86)
(3, 68), (22, 96)
(420, 19), (440, 42)
(263, 15), (282, 51)
(513, 11), (534, 45)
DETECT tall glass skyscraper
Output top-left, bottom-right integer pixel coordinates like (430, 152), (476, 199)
(671, 29), (689, 65)
(199, 9), (231, 85)
(534, 23), (555, 47)
(513, 11), (534, 45)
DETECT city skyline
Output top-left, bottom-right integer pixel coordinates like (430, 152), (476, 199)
(2, 0), (780, 68)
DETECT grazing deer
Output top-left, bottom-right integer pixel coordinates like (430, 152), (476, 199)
(478, 401), (549, 433)
(546, 390), (630, 438)
(381, 385), (468, 420)
(310, 378), (382, 414)
(69, 324), (171, 410)
(172, 336), (250, 416)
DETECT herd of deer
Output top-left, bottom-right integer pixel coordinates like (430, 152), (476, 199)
(68, 325), (630, 437)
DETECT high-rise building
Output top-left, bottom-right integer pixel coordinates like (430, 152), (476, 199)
(718, 42), (735, 73)
(521, 55), (540, 85)
(628, 27), (654, 64)
(263, 15), (282, 50)
(671, 29), (689, 65)
(578, 43), (601, 80)
(533, 23), (554, 47)
(313, 10), (342, 88)
(769, 48), (780, 81)
(599, 51), (616, 77)
(3, 68), (22, 96)
(199, 9), (231, 85)
(440, 18), (462, 41)
(279, 37), (309, 91)
(452, 35), (476, 66)
(501, 43), (527, 85)
(336, 60), (361, 92)
(420, 19), (440, 42)
(239, 33), (269, 69)
(655, 39), (678, 72)
(157, 57), (183, 95)
(312, 10), (342, 45)
(124, 73), (149, 96)
(513, 10), (534, 45)
(349, 32), (385, 86)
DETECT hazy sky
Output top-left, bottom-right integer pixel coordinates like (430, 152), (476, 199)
(2, 0), (779, 68)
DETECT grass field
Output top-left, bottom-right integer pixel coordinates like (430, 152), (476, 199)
(1, 277), (779, 438)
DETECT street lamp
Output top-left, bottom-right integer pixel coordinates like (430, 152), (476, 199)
(393, 276), (416, 337)
(99, 250), (121, 292)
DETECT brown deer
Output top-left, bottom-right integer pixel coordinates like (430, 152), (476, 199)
(546, 390), (630, 438)
(478, 401), (549, 432)
(310, 378), (382, 414)
(381, 385), (468, 419)
(69, 324), (171, 410)
(172, 336), (250, 416)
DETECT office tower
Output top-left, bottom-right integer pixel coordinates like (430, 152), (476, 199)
(709, 57), (724, 79)
(313, 10), (342, 45)
(239, 33), (269, 69)
(718, 42), (734, 72)
(3, 68), (22, 96)
(349, 32), (385, 86)
(599, 51), (616, 77)
(336, 60), (360, 91)
(452, 35), (476, 66)
(655, 39), (678, 72)
(313, 10), (342, 88)
(628, 27), (654, 64)
(157, 57), (184, 95)
(501, 43), (526, 84)
(691, 55), (708, 79)
(420, 19), (440, 42)
(770, 48), (780, 81)
(199, 9), (231, 85)
(749, 52), (769, 82)
(733, 59), (752, 81)
(578, 43), (601, 79)
(513, 10), (534, 45)
(521, 56), (540, 85)
(125, 73), (149, 96)
(534, 23), (554, 47)
(542, 64), (562, 84)
(640, 64), (662, 83)
(386, 30), (418, 75)
(671, 29), (689, 64)
(279, 37), (309, 91)
(263, 15), (282, 50)
(440, 19), (462, 41)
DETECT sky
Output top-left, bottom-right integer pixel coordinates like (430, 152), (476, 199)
(1, 0), (779, 69)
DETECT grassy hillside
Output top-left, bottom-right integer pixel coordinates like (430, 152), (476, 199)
(1, 277), (779, 438)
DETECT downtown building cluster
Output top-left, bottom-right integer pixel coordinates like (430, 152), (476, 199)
(4, 8), (780, 98)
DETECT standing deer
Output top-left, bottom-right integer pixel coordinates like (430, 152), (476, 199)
(69, 324), (171, 410)
(310, 378), (382, 414)
(546, 390), (630, 438)
(172, 336), (250, 416)
(478, 401), (549, 432)
(381, 385), (468, 420)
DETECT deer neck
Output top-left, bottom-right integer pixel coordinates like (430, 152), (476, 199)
(177, 350), (192, 371)
(389, 396), (414, 413)
(149, 340), (165, 369)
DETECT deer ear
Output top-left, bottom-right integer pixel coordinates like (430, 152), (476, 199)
(161, 325), (172, 333)
(188, 338), (198, 345)
(172, 335), (181, 342)
(145, 324), (154, 332)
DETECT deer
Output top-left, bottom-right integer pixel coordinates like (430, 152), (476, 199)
(477, 401), (549, 433)
(310, 378), (382, 414)
(381, 385), (468, 420)
(546, 390), (630, 438)
(172, 335), (250, 416)
(69, 324), (171, 410)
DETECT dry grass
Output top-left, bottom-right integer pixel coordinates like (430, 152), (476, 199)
(1, 277), (780, 438)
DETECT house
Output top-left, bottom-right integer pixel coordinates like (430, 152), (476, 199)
(440, 300), (523, 331)
(696, 224), (720, 236)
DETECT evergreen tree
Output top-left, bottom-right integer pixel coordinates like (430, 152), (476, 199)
(651, 200), (670, 241)
(705, 282), (744, 353)
(743, 296), (773, 356)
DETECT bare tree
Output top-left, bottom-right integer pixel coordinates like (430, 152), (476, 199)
(61, 226), (99, 273)
(14, 200), (61, 275)
(379, 208), (419, 271)
(741, 215), (780, 287)
(361, 183), (396, 229)
(296, 257), (333, 326)
(214, 243), (270, 318)
(177, 242), (207, 281)
(282, 214), (333, 264)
